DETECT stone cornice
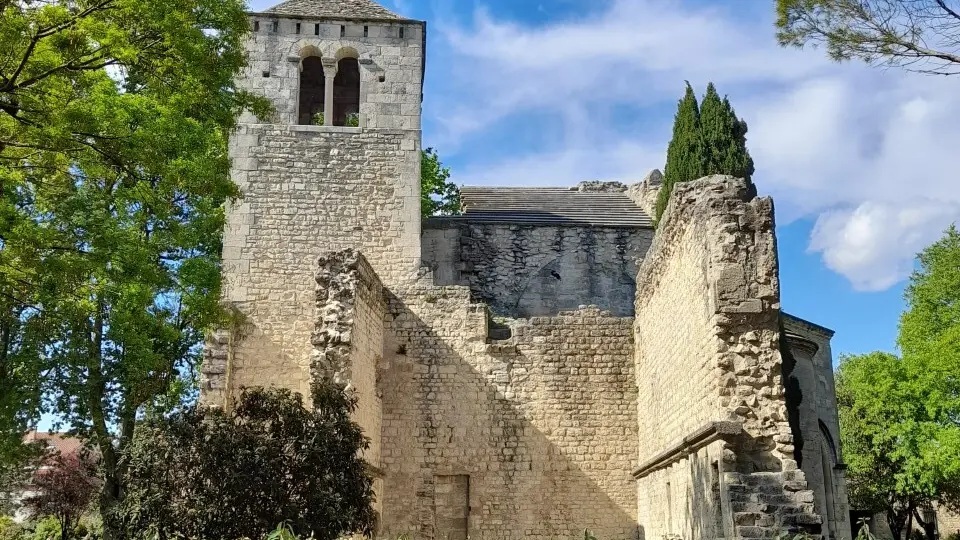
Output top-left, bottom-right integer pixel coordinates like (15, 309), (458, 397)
(631, 421), (743, 480)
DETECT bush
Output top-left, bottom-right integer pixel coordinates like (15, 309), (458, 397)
(0, 516), (23, 540)
(116, 383), (375, 540)
(29, 516), (60, 540)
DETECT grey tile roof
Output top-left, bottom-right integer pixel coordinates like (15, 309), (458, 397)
(428, 186), (654, 228)
(263, 0), (403, 20)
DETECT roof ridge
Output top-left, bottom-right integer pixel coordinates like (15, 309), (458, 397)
(264, 0), (403, 20)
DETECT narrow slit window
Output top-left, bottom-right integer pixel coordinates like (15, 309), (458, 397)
(666, 482), (672, 529)
(340, 25), (346, 37)
(271, 21), (278, 32)
(253, 21), (260, 32)
(314, 23), (320, 35)
(363, 25), (369, 37)
(399, 27), (404, 38)
(295, 22), (301, 34)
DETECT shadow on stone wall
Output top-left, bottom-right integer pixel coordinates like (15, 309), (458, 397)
(378, 289), (639, 540)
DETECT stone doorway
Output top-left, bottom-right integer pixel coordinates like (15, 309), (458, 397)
(434, 475), (469, 540)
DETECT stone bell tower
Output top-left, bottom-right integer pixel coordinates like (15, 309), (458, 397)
(202, 0), (425, 408)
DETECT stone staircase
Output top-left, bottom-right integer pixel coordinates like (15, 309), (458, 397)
(726, 470), (822, 538)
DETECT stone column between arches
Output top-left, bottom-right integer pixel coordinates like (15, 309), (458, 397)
(321, 58), (338, 126)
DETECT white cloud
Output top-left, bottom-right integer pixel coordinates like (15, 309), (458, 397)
(809, 201), (960, 291)
(429, 0), (960, 290)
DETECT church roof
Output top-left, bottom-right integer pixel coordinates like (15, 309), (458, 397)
(262, 0), (405, 20)
(427, 186), (654, 228)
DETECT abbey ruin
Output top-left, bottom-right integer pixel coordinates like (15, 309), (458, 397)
(200, 1), (851, 538)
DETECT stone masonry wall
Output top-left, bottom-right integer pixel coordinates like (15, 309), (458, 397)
(783, 315), (851, 540)
(633, 176), (821, 539)
(239, 14), (424, 130)
(422, 222), (653, 317)
(380, 278), (638, 540)
(312, 249), (385, 468)
(201, 124), (420, 406)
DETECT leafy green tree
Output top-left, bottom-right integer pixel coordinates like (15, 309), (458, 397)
(838, 226), (960, 540)
(776, 0), (960, 75)
(0, 0), (267, 536)
(657, 82), (704, 222)
(656, 82), (754, 223)
(117, 385), (376, 540)
(421, 148), (461, 218)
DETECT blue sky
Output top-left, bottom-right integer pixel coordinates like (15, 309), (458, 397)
(249, 0), (960, 360)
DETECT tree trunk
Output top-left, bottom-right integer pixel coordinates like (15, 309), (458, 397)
(913, 507), (938, 540)
(59, 515), (70, 540)
(890, 507), (907, 540)
(87, 305), (123, 540)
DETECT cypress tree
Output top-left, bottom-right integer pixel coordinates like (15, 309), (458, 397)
(656, 82), (704, 222)
(718, 96), (755, 185)
(699, 82), (729, 176)
(655, 83), (756, 224)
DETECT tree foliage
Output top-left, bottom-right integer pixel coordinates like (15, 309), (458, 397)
(700, 84), (755, 186)
(0, 0), (268, 535)
(421, 147), (460, 218)
(776, 0), (960, 75)
(657, 82), (703, 222)
(656, 82), (754, 223)
(116, 385), (376, 540)
(838, 225), (960, 540)
(23, 451), (100, 540)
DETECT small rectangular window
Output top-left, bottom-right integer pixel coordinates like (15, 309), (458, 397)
(399, 27), (404, 38)
(314, 23), (320, 35)
(340, 25), (346, 37)
(295, 23), (301, 34)
(363, 25), (369, 37)
(253, 21), (260, 32)
(262, 71), (270, 78)
(271, 21), (279, 32)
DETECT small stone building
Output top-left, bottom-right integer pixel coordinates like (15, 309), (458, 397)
(202, 1), (852, 538)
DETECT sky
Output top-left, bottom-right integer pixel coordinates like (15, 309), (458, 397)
(248, 0), (960, 361)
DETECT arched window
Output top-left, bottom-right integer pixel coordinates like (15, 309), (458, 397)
(819, 419), (838, 464)
(298, 56), (325, 125)
(333, 57), (360, 126)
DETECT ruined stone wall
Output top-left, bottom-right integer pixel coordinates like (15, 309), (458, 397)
(421, 221), (653, 317)
(633, 176), (821, 539)
(380, 281), (638, 540)
(312, 250), (385, 467)
(201, 125), (420, 407)
(938, 506), (960, 538)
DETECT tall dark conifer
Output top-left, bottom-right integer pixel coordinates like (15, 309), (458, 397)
(656, 82), (704, 222)
(718, 96), (755, 185)
(699, 83), (729, 175)
(656, 82), (756, 223)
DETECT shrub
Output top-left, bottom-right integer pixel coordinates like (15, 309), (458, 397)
(116, 383), (375, 540)
(30, 516), (61, 540)
(22, 451), (99, 540)
(0, 516), (23, 540)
